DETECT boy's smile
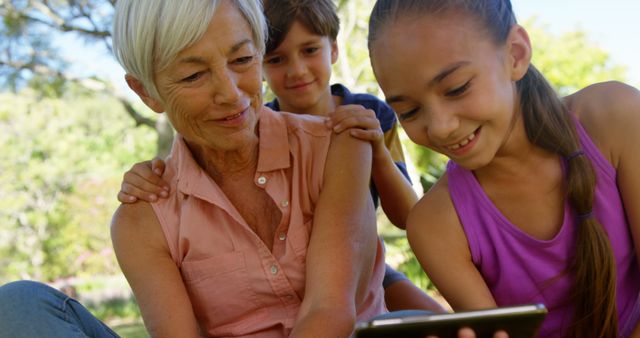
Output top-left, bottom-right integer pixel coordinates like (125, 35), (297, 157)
(263, 20), (338, 116)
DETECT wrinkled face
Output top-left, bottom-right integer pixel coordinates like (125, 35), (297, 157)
(151, 1), (263, 152)
(263, 20), (338, 116)
(371, 12), (521, 170)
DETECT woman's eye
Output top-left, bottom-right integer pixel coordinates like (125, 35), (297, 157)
(233, 55), (254, 65)
(398, 108), (419, 121)
(182, 72), (203, 83)
(445, 80), (471, 97)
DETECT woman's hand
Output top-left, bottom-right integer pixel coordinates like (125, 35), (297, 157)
(117, 158), (169, 203)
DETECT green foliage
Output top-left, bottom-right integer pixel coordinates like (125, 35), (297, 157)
(112, 322), (148, 338)
(524, 19), (627, 96)
(0, 89), (156, 283)
(333, 0), (379, 95)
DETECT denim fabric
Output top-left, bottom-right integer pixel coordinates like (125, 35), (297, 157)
(0, 280), (120, 338)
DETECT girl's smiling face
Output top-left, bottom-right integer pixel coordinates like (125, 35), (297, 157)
(370, 12), (530, 170)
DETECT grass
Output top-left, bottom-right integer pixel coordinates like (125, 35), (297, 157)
(111, 321), (148, 338)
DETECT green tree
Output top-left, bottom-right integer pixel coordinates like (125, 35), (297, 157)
(526, 19), (627, 96)
(0, 0), (174, 157)
(0, 87), (156, 283)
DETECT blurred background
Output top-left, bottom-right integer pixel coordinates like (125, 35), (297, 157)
(0, 0), (637, 336)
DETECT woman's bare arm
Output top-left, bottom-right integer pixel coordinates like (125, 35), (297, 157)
(111, 202), (200, 337)
(290, 131), (378, 338)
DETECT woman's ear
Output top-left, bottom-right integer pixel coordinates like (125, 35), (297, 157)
(125, 74), (165, 113)
(506, 25), (532, 81)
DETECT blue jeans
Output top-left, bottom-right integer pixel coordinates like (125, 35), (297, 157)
(0, 280), (120, 338)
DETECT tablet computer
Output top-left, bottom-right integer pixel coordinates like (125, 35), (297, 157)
(354, 303), (547, 338)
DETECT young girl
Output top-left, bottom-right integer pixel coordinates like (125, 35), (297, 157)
(367, 1), (640, 337)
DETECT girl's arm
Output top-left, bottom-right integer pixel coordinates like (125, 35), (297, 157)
(406, 175), (497, 311)
(328, 104), (418, 229)
(111, 202), (200, 337)
(290, 130), (378, 338)
(571, 82), (640, 334)
(570, 82), (640, 265)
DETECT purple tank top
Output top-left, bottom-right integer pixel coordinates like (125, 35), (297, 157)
(446, 119), (640, 337)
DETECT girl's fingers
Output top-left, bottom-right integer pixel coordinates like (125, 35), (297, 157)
(493, 330), (509, 338)
(457, 327), (477, 338)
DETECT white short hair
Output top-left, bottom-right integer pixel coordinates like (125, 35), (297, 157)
(113, 0), (267, 100)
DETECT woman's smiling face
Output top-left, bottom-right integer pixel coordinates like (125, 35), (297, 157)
(151, 0), (264, 153)
(371, 12), (523, 170)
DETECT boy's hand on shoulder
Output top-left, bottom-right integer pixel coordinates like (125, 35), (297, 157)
(118, 158), (169, 204)
(326, 104), (385, 152)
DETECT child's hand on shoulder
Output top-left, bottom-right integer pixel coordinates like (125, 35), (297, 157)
(118, 158), (169, 203)
(326, 104), (385, 151)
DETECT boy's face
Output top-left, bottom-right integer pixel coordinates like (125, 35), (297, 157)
(263, 20), (338, 116)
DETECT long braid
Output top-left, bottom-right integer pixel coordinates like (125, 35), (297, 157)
(517, 66), (618, 338)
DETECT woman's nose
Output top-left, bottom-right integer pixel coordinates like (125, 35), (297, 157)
(212, 69), (241, 105)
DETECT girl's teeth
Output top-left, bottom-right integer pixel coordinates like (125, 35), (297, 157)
(449, 131), (476, 150)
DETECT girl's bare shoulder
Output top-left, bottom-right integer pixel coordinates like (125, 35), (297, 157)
(565, 81), (640, 165)
(407, 173), (461, 241)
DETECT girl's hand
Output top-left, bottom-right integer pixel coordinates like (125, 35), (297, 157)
(117, 158), (169, 203)
(426, 327), (509, 338)
(326, 104), (385, 153)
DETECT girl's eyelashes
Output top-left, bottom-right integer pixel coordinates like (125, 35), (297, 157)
(398, 107), (419, 121)
(445, 80), (472, 97)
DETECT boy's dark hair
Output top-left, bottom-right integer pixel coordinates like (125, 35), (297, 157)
(263, 0), (340, 54)
(369, 1), (618, 338)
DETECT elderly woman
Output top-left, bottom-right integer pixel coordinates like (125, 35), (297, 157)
(0, 0), (385, 337)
